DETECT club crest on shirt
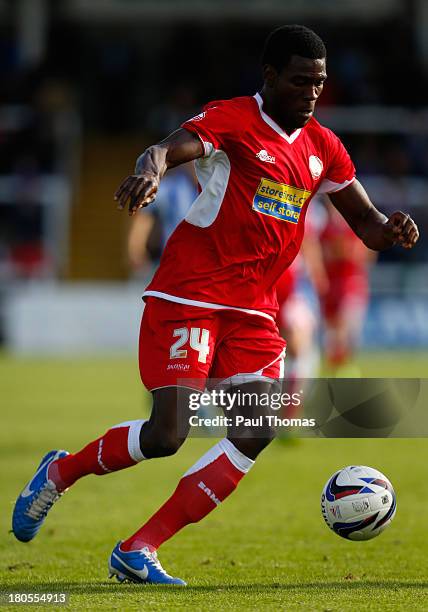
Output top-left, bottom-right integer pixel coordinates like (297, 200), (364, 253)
(253, 178), (311, 224)
(309, 155), (323, 179)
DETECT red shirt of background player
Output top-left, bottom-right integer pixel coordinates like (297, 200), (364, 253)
(144, 94), (355, 319)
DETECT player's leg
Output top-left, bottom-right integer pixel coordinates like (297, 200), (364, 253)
(278, 290), (319, 419)
(115, 318), (284, 562)
(109, 381), (263, 585)
(320, 280), (346, 372)
(332, 296), (367, 375)
(226, 380), (277, 459)
(49, 386), (194, 488)
(324, 314), (348, 368)
(49, 293), (213, 485)
(11, 386), (194, 544)
(12, 297), (214, 545)
(323, 283), (368, 376)
(112, 378), (276, 583)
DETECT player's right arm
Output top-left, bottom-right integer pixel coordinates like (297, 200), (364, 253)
(115, 129), (203, 216)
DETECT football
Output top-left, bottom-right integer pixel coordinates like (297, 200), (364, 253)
(321, 465), (396, 541)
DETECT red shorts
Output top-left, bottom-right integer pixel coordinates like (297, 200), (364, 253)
(139, 297), (286, 391)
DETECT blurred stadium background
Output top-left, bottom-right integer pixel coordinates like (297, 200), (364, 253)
(1, 0), (428, 358)
(1, 3), (428, 608)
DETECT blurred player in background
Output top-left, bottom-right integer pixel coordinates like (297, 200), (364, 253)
(318, 201), (375, 375)
(12, 25), (418, 586)
(277, 266), (318, 380)
(276, 207), (329, 374)
(276, 245), (322, 419)
(128, 163), (197, 277)
(277, 201), (332, 420)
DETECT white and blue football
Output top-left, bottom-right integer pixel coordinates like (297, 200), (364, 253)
(321, 465), (396, 541)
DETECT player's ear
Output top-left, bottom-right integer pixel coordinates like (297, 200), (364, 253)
(263, 64), (278, 88)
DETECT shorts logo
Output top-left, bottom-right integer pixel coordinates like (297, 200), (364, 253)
(253, 178), (311, 224)
(167, 363), (190, 371)
(309, 155), (323, 179)
(256, 149), (276, 164)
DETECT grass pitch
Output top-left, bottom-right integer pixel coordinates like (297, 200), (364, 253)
(1, 352), (427, 611)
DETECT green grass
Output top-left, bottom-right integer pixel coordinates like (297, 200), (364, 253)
(1, 353), (428, 610)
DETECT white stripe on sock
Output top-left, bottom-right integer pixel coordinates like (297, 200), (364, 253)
(183, 442), (224, 477)
(219, 438), (255, 473)
(111, 419), (147, 462)
(127, 420), (147, 462)
(183, 438), (254, 477)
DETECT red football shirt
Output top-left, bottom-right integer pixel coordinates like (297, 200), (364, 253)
(144, 94), (355, 319)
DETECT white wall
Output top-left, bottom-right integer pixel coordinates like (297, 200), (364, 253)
(4, 282), (145, 354)
(4, 281), (428, 354)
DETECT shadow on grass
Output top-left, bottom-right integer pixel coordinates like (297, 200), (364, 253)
(1, 581), (427, 595)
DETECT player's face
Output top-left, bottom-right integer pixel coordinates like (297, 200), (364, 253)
(267, 55), (327, 129)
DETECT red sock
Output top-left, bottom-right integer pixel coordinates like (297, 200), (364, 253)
(48, 419), (146, 490)
(121, 438), (254, 552)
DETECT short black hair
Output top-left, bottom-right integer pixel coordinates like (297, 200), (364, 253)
(262, 25), (326, 72)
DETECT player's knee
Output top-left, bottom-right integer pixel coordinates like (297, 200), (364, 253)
(230, 430), (274, 460)
(140, 428), (185, 458)
(155, 435), (184, 457)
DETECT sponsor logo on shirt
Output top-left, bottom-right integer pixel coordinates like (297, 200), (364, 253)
(253, 178), (311, 224)
(256, 149), (276, 164)
(309, 155), (323, 179)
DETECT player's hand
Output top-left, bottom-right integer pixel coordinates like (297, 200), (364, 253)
(114, 173), (160, 216)
(383, 211), (419, 249)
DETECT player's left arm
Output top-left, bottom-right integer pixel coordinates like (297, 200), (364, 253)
(328, 179), (419, 251)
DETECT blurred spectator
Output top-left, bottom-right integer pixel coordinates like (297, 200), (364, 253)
(318, 201), (376, 375)
(0, 64), (78, 280)
(2, 7), (428, 282)
(144, 86), (198, 139)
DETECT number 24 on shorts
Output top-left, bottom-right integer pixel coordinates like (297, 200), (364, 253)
(170, 327), (210, 363)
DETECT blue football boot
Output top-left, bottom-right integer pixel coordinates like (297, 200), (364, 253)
(12, 450), (69, 542)
(108, 541), (186, 586)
